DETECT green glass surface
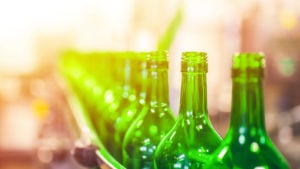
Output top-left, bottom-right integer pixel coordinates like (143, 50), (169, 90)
(61, 51), (111, 110)
(96, 52), (133, 152)
(204, 53), (290, 169)
(154, 52), (222, 169)
(122, 51), (176, 169)
(93, 53), (123, 146)
(109, 52), (149, 162)
(59, 50), (126, 169)
(63, 52), (116, 140)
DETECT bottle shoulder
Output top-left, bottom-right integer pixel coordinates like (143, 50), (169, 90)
(154, 122), (221, 169)
(123, 105), (175, 146)
(114, 102), (141, 133)
(140, 103), (176, 123)
(154, 119), (222, 154)
(205, 131), (290, 169)
(173, 114), (222, 138)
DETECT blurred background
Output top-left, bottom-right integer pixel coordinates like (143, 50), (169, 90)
(0, 0), (299, 168)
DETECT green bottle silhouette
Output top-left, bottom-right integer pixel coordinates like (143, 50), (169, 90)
(97, 52), (138, 160)
(59, 51), (126, 169)
(63, 51), (118, 147)
(111, 52), (149, 162)
(95, 52), (125, 146)
(122, 51), (176, 169)
(154, 52), (222, 169)
(204, 53), (290, 169)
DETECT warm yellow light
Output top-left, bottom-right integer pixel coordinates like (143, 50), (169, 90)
(32, 98), (49, 121)
(279, 9), (297, 30)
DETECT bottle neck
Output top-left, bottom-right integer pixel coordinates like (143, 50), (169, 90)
(136, 62), (147, 104)
(119, 59), (137, 96)
(146, 68), (169, 105)
(123, 59), (131, 87)
(230, 77), (266, 134)
(179, 72), (207, 118)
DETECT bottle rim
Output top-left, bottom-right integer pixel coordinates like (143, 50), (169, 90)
(232, 52), (265, 77)
(182, 51), (207, 63)
(146, 50), (168, 69)
(181, 51), (208, 73)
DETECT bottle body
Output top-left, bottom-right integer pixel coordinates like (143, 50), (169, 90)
(95, 52), (127, 148)
(154, 52), (222, 169)
(100, 52), (140, 161)
(204, 53), (290, 169)
(59, 51), (126, 169)
(154, 116), (222, 169)
(123, 104), (175, 168)
(205, 130), (289, 169)
(111, 52), (149, 162)
(122, 51), (176, 169)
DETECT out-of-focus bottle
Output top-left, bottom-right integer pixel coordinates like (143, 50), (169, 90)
(122, 51), (176, 169)
(204, 53), (290, 169)
(110, 52), (149, 162)
(154, 52), (222, 169)
(96, 52), (138, 160)
(59, 51), (126, 169)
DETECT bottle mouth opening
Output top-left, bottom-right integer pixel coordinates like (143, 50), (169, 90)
(182, 51), (207, 63)
(181, 51), (207, 72)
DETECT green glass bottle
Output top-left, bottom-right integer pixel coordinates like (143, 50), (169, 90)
(204, 53), (290, 169)
(112, 52), (149, 162)
(95, 52), (126, 147)
(122, 51), (176, 169)
(97, 52), (138, 156)
(76, 52), (108, 116)
(153, 52), (222, 169)
(59, 50), (126, 169)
